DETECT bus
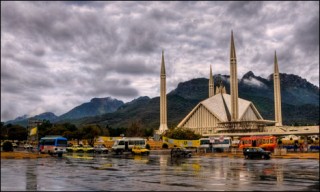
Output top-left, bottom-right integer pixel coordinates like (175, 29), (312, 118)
(111, 137), (147, 154)
(238, 136), (277, 152)
(39, 136), (68, 157)
(199, 137), (232, 152)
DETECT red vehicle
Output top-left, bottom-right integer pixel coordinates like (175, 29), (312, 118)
(238, 136), (277, 152)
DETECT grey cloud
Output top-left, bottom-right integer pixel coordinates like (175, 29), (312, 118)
(293, 14), (319, 55)
(112, 58), (157, 75)
(79, 78), (139, 98)
(1, 1), (318, 121)
(226, 1), (264, 19)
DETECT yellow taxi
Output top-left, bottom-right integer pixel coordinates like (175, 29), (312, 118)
(131, 145), (150, 155)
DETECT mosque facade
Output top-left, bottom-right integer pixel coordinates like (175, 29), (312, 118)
(156, 31), (282, 135)
(176, 31), (281, 135)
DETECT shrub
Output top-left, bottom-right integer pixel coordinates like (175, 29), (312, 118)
(2, 141), (13, 152)
(163, 127), (202, 140)
(146, 143), (150, 150)
(162, 143), (168, 149)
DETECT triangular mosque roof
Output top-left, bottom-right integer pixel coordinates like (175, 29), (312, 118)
(200, 93), (263, 122)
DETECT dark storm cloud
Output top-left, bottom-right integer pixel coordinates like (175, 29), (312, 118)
(112, 58), (157, 75)
(1, 1), (318, 121)
(227, 1), (264, 18)
(76, 77), (139, 98)
(293, 14), (319, 55)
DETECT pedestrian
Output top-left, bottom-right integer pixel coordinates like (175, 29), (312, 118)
(299, 143), (303, 152)
(294, 143), (298, 152)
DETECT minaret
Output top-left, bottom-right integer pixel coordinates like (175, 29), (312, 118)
(159, 50), (168, 134)
(209, 65), (214, 97)
(274, 51), (282, 126)
(230, 31), (239, 121)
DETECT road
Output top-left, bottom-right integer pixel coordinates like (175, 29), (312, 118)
(1, 154), (319, 191)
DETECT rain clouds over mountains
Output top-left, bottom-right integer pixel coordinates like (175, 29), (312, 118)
(5, 72), (319, 128)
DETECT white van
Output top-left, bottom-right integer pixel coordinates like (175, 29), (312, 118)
(111, 137), (147, 154)
(199, 137), (232, 152)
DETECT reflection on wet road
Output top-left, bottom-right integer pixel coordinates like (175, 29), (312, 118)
(1, 154), (319, 191)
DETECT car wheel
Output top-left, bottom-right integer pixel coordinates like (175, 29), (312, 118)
(245, 155), (249, 159)
(261, 155), (265, 159)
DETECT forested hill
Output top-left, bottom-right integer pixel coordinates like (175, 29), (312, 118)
(5, 72), (319, 128)
(70, 72), (319, 128)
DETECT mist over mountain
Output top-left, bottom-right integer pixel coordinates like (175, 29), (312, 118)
(56, 97), (124, 121)
(4, 112), (58, 127)
(66, 72), (319, 128)
(4, 72), (319, 128)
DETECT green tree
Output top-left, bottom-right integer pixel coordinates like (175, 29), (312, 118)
(37, 120), (53, 139)
(62, 123), (77, 132)
(1, 122), (8, 140)
(126, 121), (144, 137)
(163, 127), (201, 140)
(62, 130), (74, 140)
(46, 125), (68, 136)
(7, 125), (28, 141)
(106, 126), (127, 137)
(73, 129), (84, 145)
(80, 124), (101, 146)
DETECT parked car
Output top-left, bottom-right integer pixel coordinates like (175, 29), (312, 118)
(82, 145), (94, 153)
(243, 147), (271, 159)
(171, 147), (192, 158)
(131, 145), (149, 155)
(24, 144), (33, 150)
(12, 143), (18, 148)
(94, 144), (109, 154)
(66, 145), (82, 152)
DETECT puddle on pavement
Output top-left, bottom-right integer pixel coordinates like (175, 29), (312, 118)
(1, 154), (319, 191)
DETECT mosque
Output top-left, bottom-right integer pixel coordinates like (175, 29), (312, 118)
(156, 31), (282, 136)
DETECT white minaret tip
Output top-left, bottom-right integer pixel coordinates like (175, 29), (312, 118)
(274, 50), (282, 126)
(159, 50), (168, 134)
(230, 30), (239, 121)
(209, 65), (214, 97)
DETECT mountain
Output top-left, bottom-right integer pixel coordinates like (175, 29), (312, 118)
(4, 97), (123, 127)
(5, 72), (319, 128)
(4, 112), (58, 127)
(57, 97), (124, 121)
(75, 72), (318, 128)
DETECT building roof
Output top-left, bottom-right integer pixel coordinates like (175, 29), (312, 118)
(200, 93), (263, 122)
(177, 93), (263, 127)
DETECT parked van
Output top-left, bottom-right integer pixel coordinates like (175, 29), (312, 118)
(111, 137), (146, 154)
(199, 137), (232, 152)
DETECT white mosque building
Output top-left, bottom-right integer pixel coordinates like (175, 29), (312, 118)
(156, 31), (282, 136)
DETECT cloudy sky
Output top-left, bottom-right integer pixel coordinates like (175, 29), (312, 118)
(1, 1), (319, 121)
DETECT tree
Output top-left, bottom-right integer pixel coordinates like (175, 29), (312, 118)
(163, 127), (202, 140)
(7, 125), (28, 141)
(46, 125), (68, 136)
(37, 120), (53, 139)
(106, 126), (127, 137)
(73, 129), (84, 145)
(80, 124), (101, 146)
(62, 131), (74, 140)
(126, 121), (144, 137)
(1, 122), (8, 140)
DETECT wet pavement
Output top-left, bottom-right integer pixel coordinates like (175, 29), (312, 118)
(1, 153), (319, 191)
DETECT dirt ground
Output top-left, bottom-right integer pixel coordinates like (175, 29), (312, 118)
(1, 151), (50, 159)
